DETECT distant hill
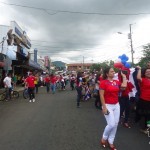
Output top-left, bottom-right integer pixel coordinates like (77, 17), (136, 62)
(52, 61), (66, 70)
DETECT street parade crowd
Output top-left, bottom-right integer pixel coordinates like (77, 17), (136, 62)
(1, 60), (150, 150)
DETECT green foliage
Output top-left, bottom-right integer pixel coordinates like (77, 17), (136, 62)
(136, 44), (150, 67)
(90, 60), (114, 72)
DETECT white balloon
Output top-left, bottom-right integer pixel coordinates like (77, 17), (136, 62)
(115, 58), (121, 63)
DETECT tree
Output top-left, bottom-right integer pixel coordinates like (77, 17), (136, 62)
(90, 60), (114, 72)
(137, 44), (150, 67)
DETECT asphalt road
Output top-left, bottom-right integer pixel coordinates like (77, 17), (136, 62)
(0, 86), (149, 150)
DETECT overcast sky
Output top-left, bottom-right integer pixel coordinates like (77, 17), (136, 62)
(1, 0), (150, 64)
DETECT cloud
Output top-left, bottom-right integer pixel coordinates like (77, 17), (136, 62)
(1, 0), (150, 63)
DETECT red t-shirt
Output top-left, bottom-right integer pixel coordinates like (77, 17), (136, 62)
(99, 76), (103, 82)
(45, 77), (50, 83)
(26, 76), (35, 88)
(99, 80), (121, 104)
(121, 82), (134, 97)
(50, 76), (57, 84)
(140, 78), (150, 101)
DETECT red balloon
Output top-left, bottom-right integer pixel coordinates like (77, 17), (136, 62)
(114, 62), (123, 69)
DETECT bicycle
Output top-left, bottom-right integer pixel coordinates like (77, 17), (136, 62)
(23, 88), (29, 99)
(0, 88), (19, 101)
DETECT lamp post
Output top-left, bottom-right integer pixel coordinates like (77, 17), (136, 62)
(118, 24), (135, 66)
(129, 24), (134, 65)
(82, 56), (84, 71)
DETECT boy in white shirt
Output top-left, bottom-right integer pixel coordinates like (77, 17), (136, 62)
(3, 73), (12, 101)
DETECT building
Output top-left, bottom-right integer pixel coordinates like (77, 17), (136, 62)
(0, 21), (47, 88)
(67, 63), (92, 71)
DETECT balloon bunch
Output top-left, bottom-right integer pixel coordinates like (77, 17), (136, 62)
(114, 54), (131, 69)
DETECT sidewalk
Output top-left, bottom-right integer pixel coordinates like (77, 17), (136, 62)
(13, 86), (24, 92)
(0, 85), (24, 94)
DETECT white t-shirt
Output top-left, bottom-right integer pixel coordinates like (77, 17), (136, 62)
(3, 77), (12, 88)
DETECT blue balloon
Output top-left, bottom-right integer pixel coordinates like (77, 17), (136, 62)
(119, 54), (129, 63)
(118, 56), (122, 59)
(121, 59), (126, 65)
(125, 62), (131, 68)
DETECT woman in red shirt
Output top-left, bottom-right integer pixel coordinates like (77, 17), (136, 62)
(44, 74), (50, 93)
(100, 67), (127, 150)
(137, 66), (150, 132)
(119, 73), (134, 128)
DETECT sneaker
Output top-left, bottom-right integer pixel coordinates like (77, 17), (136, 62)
(32, 99), (35, 102)
(29, 100), (32, 102)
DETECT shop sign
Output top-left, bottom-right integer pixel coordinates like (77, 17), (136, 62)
(44, 56), (49, 67)
(20, 47), (28, 57)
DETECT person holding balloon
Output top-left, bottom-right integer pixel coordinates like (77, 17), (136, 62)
(119, 71), (134, 128)
(99, 67), (127, 150)
(114, 54), (131, 70)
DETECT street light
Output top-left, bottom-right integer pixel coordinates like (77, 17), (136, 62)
(82, 56), (84, 71)
(129, 24), (134, 65)
(117, 24), (135, 66)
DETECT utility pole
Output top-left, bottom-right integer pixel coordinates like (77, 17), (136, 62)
(1, 37), (5, 53)
(129, 24), (134, 65)
(82, 56), (84, 71)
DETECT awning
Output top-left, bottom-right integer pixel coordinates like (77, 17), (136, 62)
(28, 60), (42, 70)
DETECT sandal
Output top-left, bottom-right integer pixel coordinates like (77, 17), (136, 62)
(109, 144), (117, 150)
(100, 139), (108, 148)
(124, 123), (131, 128)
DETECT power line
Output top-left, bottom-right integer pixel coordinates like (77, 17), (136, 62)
(0, 1), (58, 16)
(32, 44), (63, 49)
(1, 1), (150, 16)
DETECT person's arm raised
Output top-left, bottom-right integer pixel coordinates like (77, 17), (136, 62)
(120, 71), (127, 89)
(136, 66), (142, 82)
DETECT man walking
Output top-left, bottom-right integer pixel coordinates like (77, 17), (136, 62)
(3, 73), (12, 101)
(25, 72), (36, 102)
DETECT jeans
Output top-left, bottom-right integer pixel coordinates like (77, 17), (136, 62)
(45, 83), (50, 93)
(102, 103), (120, 145)
(51, 84), (56, 93)
(6, 87), (12, 100)
(35, 84), (39, 93)
(61, 81), (65, 90)
(76, 86), (82, 107)
(70, 81), (75, 90)
(28, 87), (35, 100)
(95, 94), (101, 109)
(139, 99), (150, 129)
(120, 96), (130, 123)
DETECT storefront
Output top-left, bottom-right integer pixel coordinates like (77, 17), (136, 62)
(28, 59), (42, 71)
(7, 21), (31, 76)
(0, 53), (6, 88)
